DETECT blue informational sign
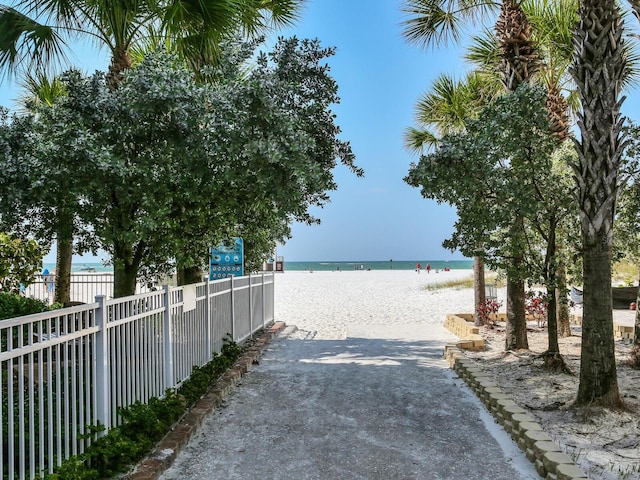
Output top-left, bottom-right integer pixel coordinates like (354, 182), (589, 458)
(209, 238), (244, 280)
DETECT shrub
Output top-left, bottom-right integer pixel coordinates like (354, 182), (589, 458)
(43, 336), (245, 479)
(477, 298), (502, 327)
(0, 292), (51, 320)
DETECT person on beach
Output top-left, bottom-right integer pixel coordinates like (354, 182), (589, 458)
(42, 268), (54, 292)
(416, 263), (421, 273)
(426, 263), (431, 274)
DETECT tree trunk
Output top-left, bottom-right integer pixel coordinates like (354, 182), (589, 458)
(113, 260), (138, 298)
(177, 265), (204, 286)
(54, 228), (73, 305)
(571, 0), (625, 408)
(634, 267), (640, 347)
(107, 46), (132, 90)
(546, 226), (560, 355)
(556, 260), (572, 337)
(576, 245), (622, 406)
(505, 272), (528, 351)
(474, 256), (486, 326)
(112, 241), (142, 298)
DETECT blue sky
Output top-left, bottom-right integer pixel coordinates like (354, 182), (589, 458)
(5, 1), (639, 264)
(271, 0), (470, 261)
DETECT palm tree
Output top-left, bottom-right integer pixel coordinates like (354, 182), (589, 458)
(404, 70), (499, 326)
(0, 1), (302, 88)
(403, 0), (542, 350)
(570, 0), (627, 408)
(0, 0), (304, 296)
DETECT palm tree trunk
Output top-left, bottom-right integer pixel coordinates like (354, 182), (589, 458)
(473, 256), (486, 326)
(572, 0), (625, 408)
(577, 245), (622, 405)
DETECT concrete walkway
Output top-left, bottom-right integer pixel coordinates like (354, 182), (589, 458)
(158, 324), (539, 480)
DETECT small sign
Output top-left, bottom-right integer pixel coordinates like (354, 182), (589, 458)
(210, 238), (244, 280)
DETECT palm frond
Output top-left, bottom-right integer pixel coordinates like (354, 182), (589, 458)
(17, 71), (67, 111)
(404, 126), (439, 154)
(464, 28), (499, 72)
(0, 6), (69, 78)
(401, 0), (499, 49)
(523, 0), (577, 63)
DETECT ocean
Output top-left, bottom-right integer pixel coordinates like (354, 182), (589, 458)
(279, 260), (473, 271)
(42, 259), (473, 273)
(42, 262), (113, 273)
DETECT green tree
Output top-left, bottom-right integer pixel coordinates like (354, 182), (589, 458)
(0, 232), (42, 292)
(12, 39), (358, 297)
(570, 0), (628, 407)
(406, 87), (562, 305)
(0, 0), (304, 293)
(403, 0), (545, 349)
(0, 0), (303, 88)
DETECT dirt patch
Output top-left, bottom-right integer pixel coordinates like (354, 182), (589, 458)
(463, 314), (640, 480)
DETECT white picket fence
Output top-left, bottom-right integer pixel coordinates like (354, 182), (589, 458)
(0, 273), (275, 480)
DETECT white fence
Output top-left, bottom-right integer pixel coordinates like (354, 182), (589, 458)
(24, 273), (155, 305)
(0, 273), (275, 480)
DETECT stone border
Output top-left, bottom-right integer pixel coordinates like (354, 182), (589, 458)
(126, 321), (286, 480)
(443, 344), (588, 480)
(443, 314), (485, 351)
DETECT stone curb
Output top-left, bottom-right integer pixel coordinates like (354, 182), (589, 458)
(126, 321), (287, 480)
(443, 344), (588, 480)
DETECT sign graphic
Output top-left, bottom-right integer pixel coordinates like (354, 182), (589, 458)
(209, 238), (244, 280)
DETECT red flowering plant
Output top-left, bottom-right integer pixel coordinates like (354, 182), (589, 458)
(525, 290), (548, 327)
(476, 298), (502, 327)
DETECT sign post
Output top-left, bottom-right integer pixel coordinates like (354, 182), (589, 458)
(209, 238), (244, 280)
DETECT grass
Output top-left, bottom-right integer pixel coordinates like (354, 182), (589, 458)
(423, 261), (639, 292)
(424, 276), (474, 291)
(423, 273), (505, 291)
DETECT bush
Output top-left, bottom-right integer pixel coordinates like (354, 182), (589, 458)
(43, 336), (245, 479)
(0, 292), (51, 320)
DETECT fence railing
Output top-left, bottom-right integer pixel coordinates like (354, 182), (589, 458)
(0, 273), (275, 480)
(24, 273), (155, 305)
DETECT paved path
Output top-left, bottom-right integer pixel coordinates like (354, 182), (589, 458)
(159, 323), (539, 480)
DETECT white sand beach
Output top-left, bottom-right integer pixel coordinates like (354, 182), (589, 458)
(274, 269), (476, 340)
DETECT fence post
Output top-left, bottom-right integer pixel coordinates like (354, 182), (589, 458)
(94, 295), (111, 431)
(205, 279), (212, 362)
(249, 274), (253, 339)
(230, 276), (235, 342)
(163, 285), (175, 390)
(262, 273), (266, 329)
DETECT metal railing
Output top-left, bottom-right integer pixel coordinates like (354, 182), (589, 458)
(0, 273), (275, 480)
(23, 273), (155, 305)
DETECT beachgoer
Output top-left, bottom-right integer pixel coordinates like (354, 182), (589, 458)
(416, 263), (421, 273)
(426, 263), (431, 274)
(42, 268), (54, 292)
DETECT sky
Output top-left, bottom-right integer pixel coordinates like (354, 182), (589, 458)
(4, 0), (640, 264)
(269, 0), (469, 261)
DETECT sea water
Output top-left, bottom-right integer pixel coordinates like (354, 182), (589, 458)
(281, 260), (473, 271)
(42, 259), (473, 273)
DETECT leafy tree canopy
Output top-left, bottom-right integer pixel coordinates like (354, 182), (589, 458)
(0, 37), (360, 294)
(405, 84), (561, 278)
(0, 232), (42, 292)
